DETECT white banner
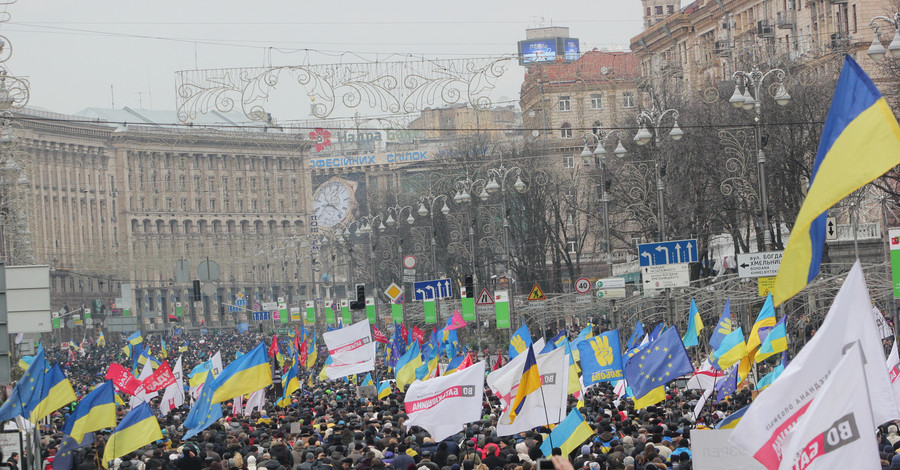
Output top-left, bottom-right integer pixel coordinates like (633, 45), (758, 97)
(323, 319), (375, 379)
(779, 345), (879, 470)
(129, 360), (158, 409)
(692, 430), (766, 470)
(732, 262), (899, 469)
(159, 356), (184, 415)
(887, 340), (900, 409)
(404, 361), (486, 442)
(686, 359), (725, 391)
(495, 347), (568, 436)
(486, 338), (545, 409)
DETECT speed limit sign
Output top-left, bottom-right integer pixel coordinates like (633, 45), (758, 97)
(574, 277), (591, 294)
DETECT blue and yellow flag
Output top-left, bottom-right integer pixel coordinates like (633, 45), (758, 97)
(715, 405), (749, 429)
(159, 340), (167, 359)
(127, 330), (143, 346)
(623, 327), (693, 409)
(756, 314), (788, 362)
(377, 380), (391, 399)
(756, 352), (788, 390)
(210, 342), (272, 404)
(747, 294), (776, 355)
(29, 363), (77, 423)
(444, 354), (468, 375)
(277, 361), (300, 407)
(712, 327), (747, 370)
(508, 324), (532, 359)
(0, 348), (46, 421)
(682, 298), (704, 347)
(508, 345), (540, 423)
(64, 381), (116, 444)
(626, 322), (644, 350)
(18, 355), (35, 371)
(538, 408), (595, 457)
(395, 340), (422, 392)
(306, 333), (318, 368)
(773, 55), (900, 305)
(361, 373), (374, 387)
(102, 402), (162, 468)
(97, 331), (106, 348)
(709, 299), (732, 350)
(579, 330), (624, 386)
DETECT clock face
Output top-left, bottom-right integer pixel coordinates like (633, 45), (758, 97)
(313, 179), (353, 226)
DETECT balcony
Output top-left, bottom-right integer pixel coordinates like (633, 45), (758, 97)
(830, 33), (849, 49)
(757, 20), (776, 37)
(776, 10), (795, 29)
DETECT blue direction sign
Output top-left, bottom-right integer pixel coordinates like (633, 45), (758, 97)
(252, 311), (272, 321)
(414, 278), (453, 301)
(638, 239), (698, 266)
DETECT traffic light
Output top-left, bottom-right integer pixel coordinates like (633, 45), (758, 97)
(350, 284), (365, 310)
(192, 280), (201, 302)
(465, 276), (474, 298)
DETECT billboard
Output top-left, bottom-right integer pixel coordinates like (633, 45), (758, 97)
(518, 37), (580, 65)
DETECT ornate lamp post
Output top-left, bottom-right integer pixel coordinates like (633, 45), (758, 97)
(729, 66), (791, 249)
(866, 13), (900, 61)
(417, 194), (451, 279)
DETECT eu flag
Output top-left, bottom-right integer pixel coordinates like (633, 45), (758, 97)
(623, 326), (693, 409)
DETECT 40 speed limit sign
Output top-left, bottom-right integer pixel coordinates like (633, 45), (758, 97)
(574, 277), (591, 294)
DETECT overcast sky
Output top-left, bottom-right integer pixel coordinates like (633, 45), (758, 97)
(5, 1), (643, 122)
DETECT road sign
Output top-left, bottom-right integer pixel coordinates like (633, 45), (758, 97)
(637, 239), (698, 266)
(826, 216), (837, 241)
(737, 251), (784, 278)
(201, 282), (217, 297)
(641, 263), (691, 289)
(198, 259), (221, 282)
(475, 288), (494, 305)
(252, 311), (272, 321)
(576, 295), (592, 304)
(403, 256), (417, 269)
(262, 302), (278, 311)
(85, 318), (93, 326)
(413, 278), (453, 301)
(574, 278), (591, 294)
(758, 276), (776, 297)
(595, 278), (625, 289)
(403, 274), (416, 283)
(597, 289), (627, 299)
(175, 260), (190, 284)
(235, 298), (247, 307)
(891, 228), (900, 299)
(385, 283), (403, 301)
(527, 283), (547, 301)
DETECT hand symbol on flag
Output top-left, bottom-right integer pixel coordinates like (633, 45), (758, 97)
(511, 336), (527, 354)
(591, 336), (615, 366)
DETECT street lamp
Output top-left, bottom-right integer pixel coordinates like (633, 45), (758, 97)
(866, 13), (900, 60)
(418, 194), (450, 278)
(730, 66), (791, 250)
(633, 104), (684, 241)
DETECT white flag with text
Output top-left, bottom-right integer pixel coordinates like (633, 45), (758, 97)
(495, 347), (568, 436)
(159, 356), (184, 415)
(404, 361), (486, 442)
(324, 319), (375, 379)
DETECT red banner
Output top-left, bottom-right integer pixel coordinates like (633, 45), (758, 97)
(141, 361), (176, 393)
(372, 326), (388, 344)
(300, 339), (308, 366)
(106, 363), (142, 395)
(412, 326), (426, 344)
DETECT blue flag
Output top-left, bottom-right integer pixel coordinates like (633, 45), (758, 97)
(626, 321), (644, 349)
(578, 330), (624, 385)
(508, 324), (533, 359)
(709, 299), (733, 350)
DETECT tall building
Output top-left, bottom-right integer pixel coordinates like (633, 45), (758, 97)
(407, 105), (520, 142)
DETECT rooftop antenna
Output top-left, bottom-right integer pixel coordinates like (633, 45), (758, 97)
(110, 85), (115, 108)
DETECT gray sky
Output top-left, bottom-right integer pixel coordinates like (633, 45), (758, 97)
(5, 0), (642, 122)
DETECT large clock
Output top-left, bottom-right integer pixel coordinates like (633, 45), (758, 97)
(313, 178), (357, 227)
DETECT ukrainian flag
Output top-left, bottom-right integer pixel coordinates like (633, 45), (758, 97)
(538, 408), (595, 457)
(712, 327), (747, 370)
(443, 354), (467, 375)
(92, 382), (125, 406)
(318, 356), (332, 381)
(64, 381), (116, 444)
(210, 342), (272, 404)
(306, 334), (318, 369)
(773, 55), (900, 306)
(97, 331), (106, 348)
(709, 299), (732, 350)
(127, 330), (143, 346)
(277, 361), (300, 407)
(509, 345), (540, 423)
(377, 381), (391, 399)
(394, 340), (422, 392)
(29, 363), (77, 423)
(682, 298), (704, 347)
(563, 339), (581, 395)
(102, 403), (162, 468)
(714, 405), (749, 429)
(160, 340), (167, 359)
(361, 373), (374, 387)
(747, 294), (776, 355)
(0, 348), (46, 421)
(17, 355), (34, 371)
(756, 314), (788, 362)
(188, 360), (214, 389)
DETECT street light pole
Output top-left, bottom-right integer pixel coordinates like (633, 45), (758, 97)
(417, 195), (450, 279)
(634, 104), (684, 326)
(729, 67), (792, 250)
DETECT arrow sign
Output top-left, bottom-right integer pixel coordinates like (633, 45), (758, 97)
(826, 216), (837, 241)
(638, 239), (699, 266)
(413, 278), (454, 301)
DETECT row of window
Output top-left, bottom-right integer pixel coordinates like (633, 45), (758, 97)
(646, 4), (676, 16)
(132, 173), (299, 194)
(130, 196), (298, 214)
(557, 92), (634, 112)
(130, 153), (301, 172)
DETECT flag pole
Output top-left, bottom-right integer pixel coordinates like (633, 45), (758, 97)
(537, 381), (555, 451)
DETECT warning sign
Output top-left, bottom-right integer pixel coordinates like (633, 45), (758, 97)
(527, 283), (547, 301)
(758, 276), (776, 297)
(476, 288), (494, 305)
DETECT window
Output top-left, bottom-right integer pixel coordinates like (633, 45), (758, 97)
(209, 199), (216, 212)
(558, 95), (571, 111)
(563, 155), (575, 169)
(236, 177), (243, 192)
(646, 6), (651, 15)
(623, 92), (635, 108)
(566, 239), (577, 255)
(166, 197), (173, 211)
(179, 175), (186, 190)
(221, 177), (229, 192)
(590, 93), (603, 109)
(560, 122), (573, 139)
(238, 199), (244, 212)
(207, 177), (215, 191)
(279, 200), (285, 212)
(250, 177), (257, 192)
(852, 4), (857, 33)
(180, 198), (187, 211)
(667, 4), (674, 13)
(655, 5), (663, 14)
(252, 199), (258, 211)
(195, 198), (202, 211)
(193, 176), (201, 191)
(224, 199), (230, 212)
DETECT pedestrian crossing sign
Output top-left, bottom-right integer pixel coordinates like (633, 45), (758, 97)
(527, 283), (547, 301)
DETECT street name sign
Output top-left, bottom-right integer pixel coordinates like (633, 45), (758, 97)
(638, 239), (698, 266)
(597, 289), (626, 299)
(595, 278), (625, 289)
(641, 263), (690, 289)
(413, 278), (453, 301)
(737, 251), (783, 278)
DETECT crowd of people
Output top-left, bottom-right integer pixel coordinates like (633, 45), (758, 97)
(4, 324), (864, 470)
